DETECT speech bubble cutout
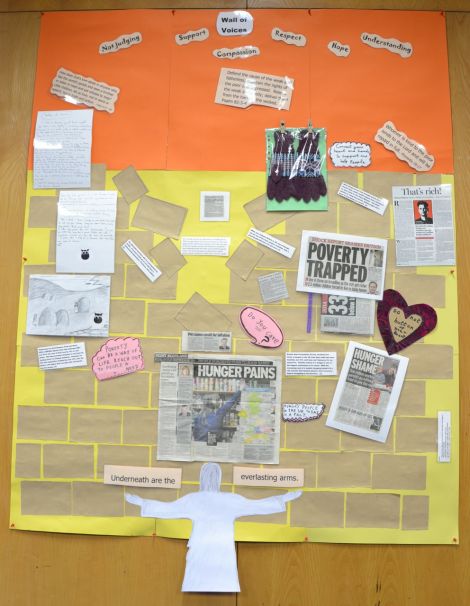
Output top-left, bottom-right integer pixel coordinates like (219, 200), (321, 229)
(216, 11), (253, 36)
(272, 27), (307, 47)
(99, 32), (142, 54)
(175, 28), (209, 46)
(375, 121), (434, 171)
(239, 306), (284, 348)
(327, 40), (350, 57)
(92, 337), (144, 380)
(282, 403), (325, 422)
(329, 142), (371, 167)
(213, 46), (260, 60)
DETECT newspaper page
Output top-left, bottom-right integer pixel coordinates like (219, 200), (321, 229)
(156, 354), (282, 463)
(320, 294), (375, 335)
(392, 184), (456, 266)
(326, 342), (408, 442)
(296, 231), (387, 300)
(182, 331), (232, 353)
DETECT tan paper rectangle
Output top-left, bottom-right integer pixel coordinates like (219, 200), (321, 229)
(116, 197), (130, 229)
(396, 380), (426, 416)
(44, 370), (95, 405)
(406, 345), (453, 379)
(226, 240), (264, 281)
(234, 486), (287, 524)
(233, 466), (304, 488)
(28, 196), (57, 228)
(115, 231), (154, 263)
(113, 166), (148, 204)
(395, 274), (446, 308)
(97, 446), (150, 478)
(278, 451), (316, 487)
(396, 417), (437, 452)
(338, 197), (390, 238)
(402, 495), (429, 530)
(109, 300), (145, 334)
(317, 452), (371, 488)
(21, 481), (72, 516)
(372, 454), (427, 490)
(229, 269), (264, 305)
(51, 68), (119, 113)
(123, 410), (159, 444)
(285, 205), (337, 234)
(286, 417), (340, 452)
(70, 408), (122, 444)
(175, 292), (231, 331)
(291, 491), (345, 528)
(43, 444), (94, 478)
(243, 194), (294, 231)
(147, 303), (183, 337)
(132, 195), (187, 239)
(73, 482), (124, 517)
(97, 373), (149, 407)
(362, 171), (413, 200)
(346, 493), (400, 528)
(104, 465), (181, 488)
(328, 170), (357, 204)
(15, 444), (41, 478)
(149, 238), (187, 277)
(125, 265), (177, 300)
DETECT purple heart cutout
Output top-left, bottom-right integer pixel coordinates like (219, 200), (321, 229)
(377, 289), (437, 355)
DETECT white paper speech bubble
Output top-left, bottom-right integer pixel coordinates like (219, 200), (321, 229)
(271, 28), (306, 47)
(213, 46), (260, 60)
(329, 142), (371, 168)
(361, 32), (412, 58)
(217, 11), (253, 37)
(99, 32), (142, 54)
(175, 28), (209, 46)
(327, 40), (350, 57)
(375, 121), (434, 171)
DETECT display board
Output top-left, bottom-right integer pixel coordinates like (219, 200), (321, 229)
(10, 8), (458, 545)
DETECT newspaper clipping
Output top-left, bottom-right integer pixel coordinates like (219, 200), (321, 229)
(296, 231), (387, 300)
(182, 331), (232, 353)
(320, 294), (375, 335)
(392, 184), (456, 266)
(156, 354), (282, 463)
(326, 342), (408, 442)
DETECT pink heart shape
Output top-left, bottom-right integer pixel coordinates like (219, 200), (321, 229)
(377, 289), (437, 355)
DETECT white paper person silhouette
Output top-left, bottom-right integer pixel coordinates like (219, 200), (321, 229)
(126, 462), (301, 593)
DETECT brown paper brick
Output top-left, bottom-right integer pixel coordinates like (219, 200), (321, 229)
(149, 238), (187, 277)
(362, 172), (413, 200)
(254, 235), (301, 271)
(125, 487), (178, 516)
(346, 493), (400, 528)
(318, 379), (339, 407)
(387, 243), (417, 274)
(97, 445), (150, 477)
(23, 265), (55, 296)
(286, 416), (340, 451)
(318, 452), (371, 488)
(116, 197), (130, 229)
(147, 303), (183, 337)
(328, 170), (358, 204)
(123, 410), (158, 444)
(125, 265), (177, 300)
(285, 204), (337, 234)
(282, 377), (316, 402)
(406, 345), (453, 379)
(372, 454), (427, 489)
(338, 199), (390, 238)
(115, 231), (154, 264)
(21, 481), (72, 515)
(214, 304), (252, 338)
(395, 274), (446, 308)
(291, 342), (344, 369)
(284, 271), (310, 306)
(28, 196), (57, 228)
(396, 381), (426, 416)
(341, 428), (394, 452)
(44, 369), (95, 405)
(396, 417), (437, 452)
(243, 194), (294, 231)
(97, 372), (150, 407)
(139, 337), (179, 367)
(264, 306), (311, 340)
(415, 174), (442, 186)
(234, 486), (287, 524)
(291, 491), (345, 528)
(278, 450), (316, 487)
(18, 405), (68, 440)
(15, 444), (41, 478)
(56, 164), (106, 194)
(21, 333), (72, 367)
(229, 270), (265, 305)
(402, 495), (430, 530)
(48, 230), (56, 262)
(150, 373), (160, 408)
(175, 293), (231, 331)
(226, 240), (264, 281)
(234, 338), (289, 355)
(111, 264), (125, 297)
(70, 408), (122, 444)
(112, 166), (148, 204)
(109, 299), (145, 334)
(132, 195), (187, 238)
(44, 444), (94, 478)
(73, 482), (124, 516)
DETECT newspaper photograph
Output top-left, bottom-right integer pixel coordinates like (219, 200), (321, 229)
(296, 231), (387, 300)
(325, 341), (408, 442)
(392, 184), (456, 266)
(156, 354), (282, 464)
(182, 331), (232, 353)
(320, 294), (375, 335)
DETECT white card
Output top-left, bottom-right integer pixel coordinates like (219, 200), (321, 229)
(57, 190), (117, 274)
(121, 239), (162, 282)
(338, 182), (389, 215)
(258, 272), (289, 303)
(216, 11), (253, 36)
(247, 228), (295, 259)
(38, 342), (87, 370)
(438, 411), (451, 463)
(181, 237), (230, 256)
(33, 109), (93, 189)
(200, 191), (230, 221)
(285, 352), (337, 376)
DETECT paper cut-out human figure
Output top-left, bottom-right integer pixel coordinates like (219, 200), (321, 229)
(126, 462), (301, 593)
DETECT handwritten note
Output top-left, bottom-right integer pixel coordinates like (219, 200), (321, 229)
(33, 109), (93, 190)
(92, 337), (144, 380)
(56, 190), (117, 273)
(329, 142), (371, 167)
(239, 306), (284, 348)
(282, 403), (325, 422)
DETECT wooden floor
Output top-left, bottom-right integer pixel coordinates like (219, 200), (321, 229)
(0, 3), (469, 605)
